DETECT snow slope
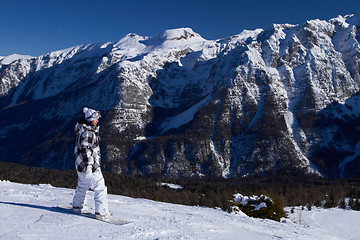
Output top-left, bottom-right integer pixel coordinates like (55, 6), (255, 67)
(0, 54), (32, 65)
(1, 181), (359, 239)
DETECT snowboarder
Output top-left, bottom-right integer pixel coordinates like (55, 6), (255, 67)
(72, 107), (111, 221)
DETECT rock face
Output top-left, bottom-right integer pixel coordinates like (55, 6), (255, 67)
(1, 16), (360, 178)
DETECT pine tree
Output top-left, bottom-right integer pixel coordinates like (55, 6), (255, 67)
(348, 198), (354, 209)
(306, 202), (312, 211)
(352, 198), (360, 211)
(339, 199), (346, 209)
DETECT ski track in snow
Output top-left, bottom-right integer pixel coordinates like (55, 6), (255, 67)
(1, 181), (360, 239)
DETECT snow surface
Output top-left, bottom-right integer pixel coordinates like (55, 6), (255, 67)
(1, 181), (360, 240)
(161, 95), (212, 133)
(233, 193), (271, 210)
(157, 182), (183, 190)
(339, 140), (360, 178)
(0, 54), (32, 65)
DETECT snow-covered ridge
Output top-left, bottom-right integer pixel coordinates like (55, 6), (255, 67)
(0, 54), (33, 65)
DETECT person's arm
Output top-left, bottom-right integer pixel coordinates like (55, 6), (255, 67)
(79, 130), (95, 166)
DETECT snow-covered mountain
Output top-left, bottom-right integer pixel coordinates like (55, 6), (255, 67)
(1, 180), (360, 239)
(1, 15), (360, 178)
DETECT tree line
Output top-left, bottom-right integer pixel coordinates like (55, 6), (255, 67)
(1, 161), (360, 221)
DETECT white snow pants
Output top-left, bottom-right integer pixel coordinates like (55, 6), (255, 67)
(72, 167), (109, 215)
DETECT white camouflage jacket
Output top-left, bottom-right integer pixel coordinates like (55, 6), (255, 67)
(74, 119), (101, 172)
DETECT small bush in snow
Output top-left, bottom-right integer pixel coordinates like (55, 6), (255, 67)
(349, 198), (360, 211)
(228, 193), (286, 222)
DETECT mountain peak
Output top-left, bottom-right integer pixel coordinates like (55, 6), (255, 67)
(138, 27), (206, 50)
(159, 28), (204, 41)
(0, 54), (33, 65)
(330, 13), (360, 27)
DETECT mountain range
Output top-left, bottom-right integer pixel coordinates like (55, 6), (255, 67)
(1, 14), (360, 178)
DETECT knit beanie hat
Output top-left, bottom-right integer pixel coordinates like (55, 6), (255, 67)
(83, 107), (101, 122)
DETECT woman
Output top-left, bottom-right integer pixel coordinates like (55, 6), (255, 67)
(72, 107), (111, 220)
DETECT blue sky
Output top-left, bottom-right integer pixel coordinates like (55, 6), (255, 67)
(1, 0), (359, 57)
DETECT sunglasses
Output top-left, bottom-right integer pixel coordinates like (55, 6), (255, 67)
(87, 111), (101, 120)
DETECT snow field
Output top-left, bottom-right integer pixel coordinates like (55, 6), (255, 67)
(1, 181), (360, 239)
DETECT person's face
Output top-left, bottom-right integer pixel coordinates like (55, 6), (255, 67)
(90, 119), (99, 126)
